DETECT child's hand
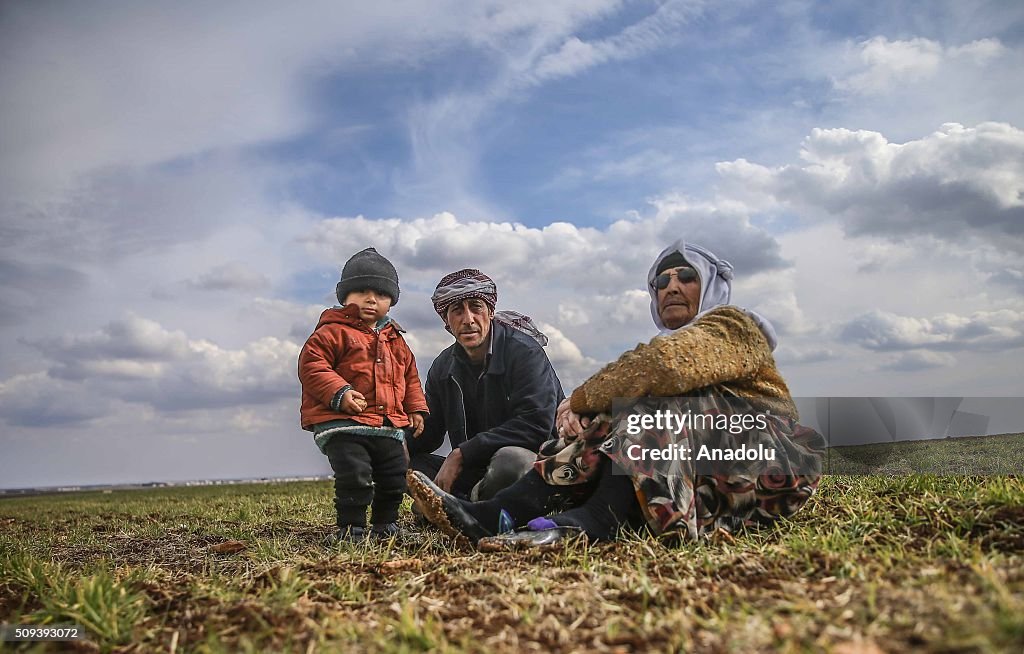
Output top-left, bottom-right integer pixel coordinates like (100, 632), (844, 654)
(341, 389), (368, 414)
(409, 412), (425, 438)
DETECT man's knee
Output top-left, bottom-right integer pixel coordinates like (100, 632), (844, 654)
(491, 446), (538, 471)
(471, 446), (537, 501)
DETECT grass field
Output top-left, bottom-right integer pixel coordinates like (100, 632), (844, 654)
(2, 440), (1023, 652)
(827, 433), (1024, 476)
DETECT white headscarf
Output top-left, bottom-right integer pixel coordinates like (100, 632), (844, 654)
(647, 239), (778, 351)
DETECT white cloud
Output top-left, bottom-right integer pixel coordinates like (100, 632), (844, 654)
(558, 302), (592, 326)
(185, 262), (270, 292)
(949, 37), (1007, 63)
(397, 0), (708, 219)
(734, 271), (818, 338)
(230, 409), (276, 433)
(558, 290), (651, 328)
(31, 314), (192, 371)
(13, 315), (302, 418)
(717, 122), (1024, 251)
(249, 298), (328, 342)
(795, 28), (1024, 147)
(528, 0), (700, 84)
(0, 0), (634, 216)
(2, 4), (303, 201)
(535, 322), (600, 389)
(877, 351), (958, 372)
(842, 309), (1024, 352)
(0, 258), (88, 326)
(3, 153), (290, 263)
(0, 373), (112, 428)
(835, 36), (1007, 95)
(296, 203), (790, 335)
(767, 219), (1024, 396)
(293, 204), (805, 393)
(774, 346), (835, 366)
(837, 37), (943, 93)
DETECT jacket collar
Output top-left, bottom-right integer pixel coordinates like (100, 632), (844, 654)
(335, 304), (404, 335)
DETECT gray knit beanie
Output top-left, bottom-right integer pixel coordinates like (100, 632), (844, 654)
(336, 247), (400, 306)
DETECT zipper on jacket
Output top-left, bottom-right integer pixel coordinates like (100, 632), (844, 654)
(450, 376), (468, 446)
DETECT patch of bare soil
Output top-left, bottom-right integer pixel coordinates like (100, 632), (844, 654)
(969, 505), (1024, 552)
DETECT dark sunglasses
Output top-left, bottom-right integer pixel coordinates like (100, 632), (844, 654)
(650, 267), (699, 290)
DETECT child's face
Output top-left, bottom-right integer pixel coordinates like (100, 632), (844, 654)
(343, 289), (392, 323)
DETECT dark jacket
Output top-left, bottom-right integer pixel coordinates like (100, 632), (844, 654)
(409, 321), (564, 472)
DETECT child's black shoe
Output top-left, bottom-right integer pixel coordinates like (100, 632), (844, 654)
(370, 522), (401, 539)
(324, 525), (367, 546)
(369, 522), (424, 545)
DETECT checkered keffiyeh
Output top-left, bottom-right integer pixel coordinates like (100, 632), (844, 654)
(494, 310), (548, 346)
(431, 269), (498, 318)
(432, 269), (548, 346)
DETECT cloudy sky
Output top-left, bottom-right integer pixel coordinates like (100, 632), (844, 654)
(1, 0), (1022, 488)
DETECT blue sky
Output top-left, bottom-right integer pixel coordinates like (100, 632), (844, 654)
(1, 0), (1023, 488)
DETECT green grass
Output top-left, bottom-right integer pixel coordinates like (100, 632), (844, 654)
(1, 467), (1023, 652)
(827, 432), (1024, 475)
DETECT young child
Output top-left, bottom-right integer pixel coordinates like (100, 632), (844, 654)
(298, 247), (428, 543)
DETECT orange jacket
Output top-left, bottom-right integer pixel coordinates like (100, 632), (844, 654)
(298, 304), (428, 431)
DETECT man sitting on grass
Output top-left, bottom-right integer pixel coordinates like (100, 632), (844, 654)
(407, 269), (564, 503)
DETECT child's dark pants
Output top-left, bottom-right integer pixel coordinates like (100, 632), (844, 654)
(323, 434), (406, 528)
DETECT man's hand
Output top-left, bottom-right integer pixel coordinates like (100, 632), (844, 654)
(556, 397), (590, 441)
(434, 448), (463, 493)
(409, 412), (425, 438)
(340, 389), (368, 414)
